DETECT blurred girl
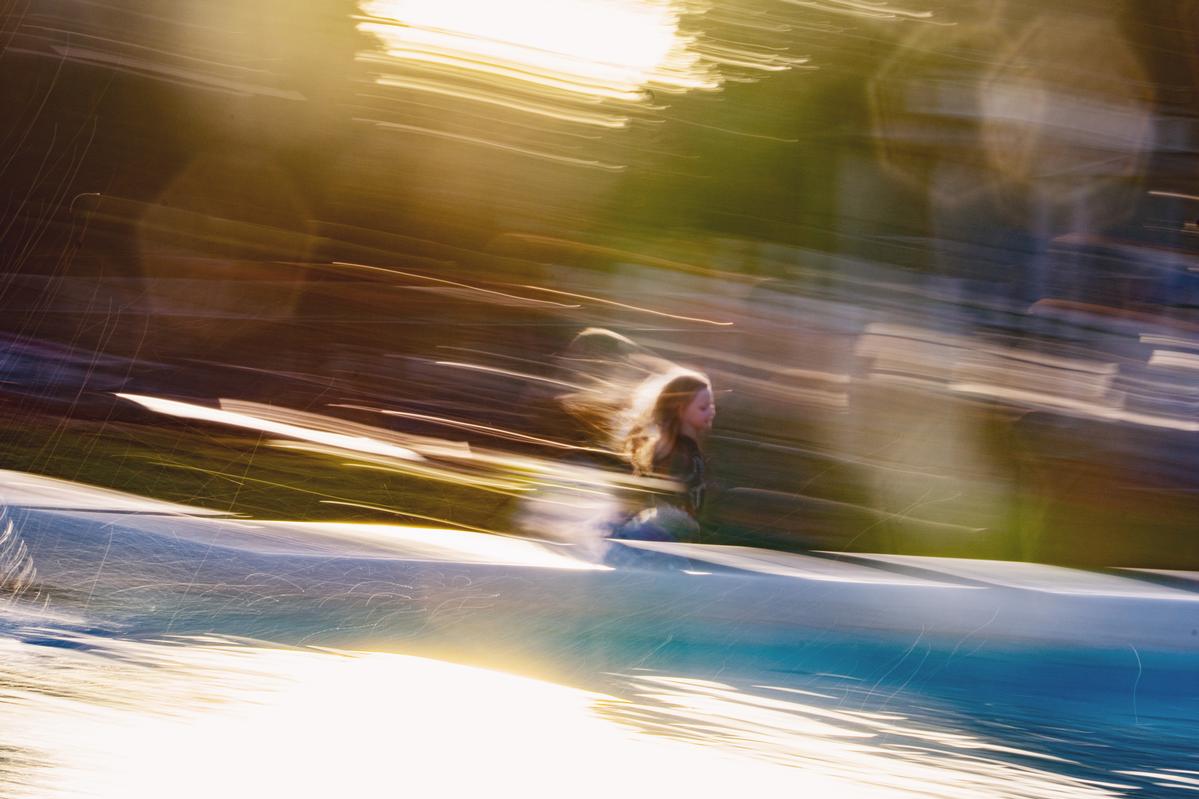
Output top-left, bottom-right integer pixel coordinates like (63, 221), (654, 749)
(530, 329), (716, 549)
(613, 370), (716, 540)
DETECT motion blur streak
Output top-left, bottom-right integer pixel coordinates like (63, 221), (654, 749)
(0, 471), (230, 516)
(353, 0), (808, 168)
(116, 394), (425, 462)
(523, 284), (736, 325)
(1116, 771), (1199, 789)
(780, 0), (932, 20)
(358, 0), (715, 108)
(265, 441), (533, 494)
(434, 360), (588, 389)
(268, 522), (606, 570)
(0, 636), (1129, 799)
(330, 261), (580, 309)
(334, 404), (607, 451)
(374, 76), (633, 128)
(360, 120), (631, 170)
(113, 392), (669, 538)
(855, 323), (1199, 432)
(608, 675), (1128, 797)
(4, 0), (1199, 794)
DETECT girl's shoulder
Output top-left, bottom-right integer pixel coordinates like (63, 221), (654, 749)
(678, 434), (702, 454)
(653, 434), (702, 473)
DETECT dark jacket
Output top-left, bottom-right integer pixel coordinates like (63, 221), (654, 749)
(652, 434), (706, 518)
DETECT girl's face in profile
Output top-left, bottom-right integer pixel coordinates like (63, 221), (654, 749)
(680, 387), (716, 435)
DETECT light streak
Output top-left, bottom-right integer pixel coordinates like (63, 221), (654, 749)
(0, 469), (229, 515)
(521, 284), (735, 326)
(331, 403), (609, 451)
(695, 47), (798, 72)
(329, 260), (580, 308)
(1117, 771), (1199, 787)
(615, 541), (977, 586)
(638, 337), (851, 396)
(949, 383), (1199, 432)
(269, 521), (604, 570)
(352, 0), (816, 160)
(42, 46), (307, 100)
(319, 500), (511, 536)
(116, 394), (424, 462)
(358, 0), (716, 104)
(266, 442), (531, 494)
(375, 75), (630, 127)
(843, 554), (1199, 600)
(433, 360), (589, 388)
(216, 400), (470, 458)
(780, 0), (932, 19)
(1149, 190), (1199, 202)
(1149, 350), (1199, 370)
(664, 114), (801, 142)
(494, 233), (759, 282)
(1140, 334), (1199, 349)
(357, 48), (650, 102)
(361, 119), (629, 170)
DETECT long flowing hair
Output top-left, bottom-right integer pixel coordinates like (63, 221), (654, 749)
(555, 329), (709, 474)
(622, 372), (710, 476)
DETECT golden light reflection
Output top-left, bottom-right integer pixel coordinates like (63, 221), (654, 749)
(116, 394), (425, 463)
(358, 0), (716, 111)
(353, 0), (809, 170)
(1, 635), (1132, 799)
(331, 403), (609, 452)
(780, 0), (931, 21)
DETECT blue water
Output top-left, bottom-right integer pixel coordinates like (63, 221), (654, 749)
(2, 498), (1197, 797)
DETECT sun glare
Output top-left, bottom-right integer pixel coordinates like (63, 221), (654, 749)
(358, 0), (717, 114)
(4, 638), (1126, 799)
